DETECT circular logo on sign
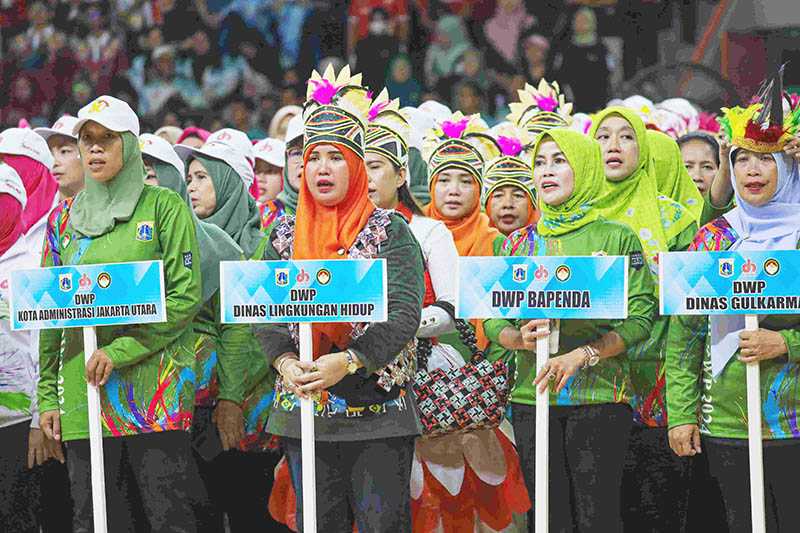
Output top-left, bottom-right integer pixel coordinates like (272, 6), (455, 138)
(555, 265), (571, 282)
(97, 272), (112, 289)
(763, 259), (780, 276)
(316, 268), (331, 285)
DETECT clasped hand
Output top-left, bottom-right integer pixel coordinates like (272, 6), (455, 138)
(280, 352), (350, 399)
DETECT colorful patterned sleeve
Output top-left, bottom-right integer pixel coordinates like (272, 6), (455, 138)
(37, 201), (71, 414)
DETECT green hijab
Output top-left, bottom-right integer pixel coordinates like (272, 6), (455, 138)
(429, 16), (471, 78)
(589, 107), (694, 270)
(646, 129), (704, 224)
(534, 128), (604, 237)
(196, 155), (264, 259)
(153, 161), (242, 302)
(275, 163), (299, 213)
(70, 131), (145, 237)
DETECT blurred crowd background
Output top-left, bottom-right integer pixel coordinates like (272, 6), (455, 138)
(0, 0), (727, 134)
(1, 0), (798, 134)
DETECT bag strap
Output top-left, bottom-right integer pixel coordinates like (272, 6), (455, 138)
(417, 316), (487, 370)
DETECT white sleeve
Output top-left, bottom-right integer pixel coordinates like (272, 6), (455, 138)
(417, 223), (458, 338)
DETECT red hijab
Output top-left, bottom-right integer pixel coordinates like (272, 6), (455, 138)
(293, 144), (376, 358)
(3, 154), (58, 234)
(0, 194), (24, 256)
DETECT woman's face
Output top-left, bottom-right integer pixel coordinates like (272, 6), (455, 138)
(594, 116), (640, 181)
(525, 41), (548, 64)
(254, 159), (283, 202)
(574, 10), (593, 35)
(186, 159), (217, 218)
(732, 149), (778, 207)
(142, 158), (159, 186)
(77, 121), (124, 183)
(488, 185), (530, 235)
(433, 168), (479, 220)
(533, 140), (575, 207)
(286, 143), (303, 191)
(365, 152), (404, 209)
(680, 139), (718, 194)
(48, 136), (84, 198)
(305, 144), (350, 206)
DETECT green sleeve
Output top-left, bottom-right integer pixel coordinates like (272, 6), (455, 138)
(38, 227), (62, 414)
(103, 194), (202, 368)
(484, 319), (512, 344)
(350, 219), (424, 373)
(668, 222), (698, 252)
(700, 191), (734, 227)
(665, 314), (706, 429)
(612, 234), (656, 347)
(780, 329), (800, 364)
(211, 292), (251, 405)
(254, 231), (298, 365)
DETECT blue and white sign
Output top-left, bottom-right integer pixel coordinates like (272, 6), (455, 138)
(220, 259), (387, 324)
(659, 250), (800, 315)
(9, 261), (166, 330)
(457, 256), (629, 319)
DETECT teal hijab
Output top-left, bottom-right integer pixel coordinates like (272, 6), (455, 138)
(196, 155), (265, 259)
(153, 161), (242, 302)
(70, 132), (145, 237)
(276, 164), (299, 213)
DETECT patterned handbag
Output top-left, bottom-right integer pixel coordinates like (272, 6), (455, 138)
(413, 318), (510, 438)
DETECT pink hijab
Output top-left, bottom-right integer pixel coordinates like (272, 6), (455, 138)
(484, 1), (534, 64)
(3, 154), (58, 234)
(0, 194), (24, 256)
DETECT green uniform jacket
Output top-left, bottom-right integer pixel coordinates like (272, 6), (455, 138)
(38, 187), (202, 441)
(666, 217), (800, 440)
(625, 223), (696, 427)
(485, 219), (656, 406)
(193, 238), (277, 450)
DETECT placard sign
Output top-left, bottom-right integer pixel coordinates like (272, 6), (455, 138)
(9, 261), (166, 330)
(220, 259), (387, 324)
(457, 255), (629, 319)
(659, 250), (800, 315)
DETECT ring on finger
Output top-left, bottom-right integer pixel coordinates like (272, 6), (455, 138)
(548, 371), (557, 381)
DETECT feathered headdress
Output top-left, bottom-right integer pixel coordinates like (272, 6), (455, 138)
(508, 79), (573, 137)
(365, 89), (409, 170)
(303, 65), (372, 158)
(719, 64), (800, 153)
(482, 123), (535, 207)
(422, 112), (500, 186)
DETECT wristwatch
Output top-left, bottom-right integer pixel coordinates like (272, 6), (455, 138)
(581, 345), (600, 369)
(345, 349), (360, 375)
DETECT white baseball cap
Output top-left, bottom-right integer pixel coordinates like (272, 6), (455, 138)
(0, 127), (55, 170)
(253, 138), (286, 167)
(175, 140), (255, 187)
(34, 115), (80, 142)
(0, 163), (27, 209)
(139, 133), (185, 177)
(284, 114), (304, 145)
(73, 95), (141, 137)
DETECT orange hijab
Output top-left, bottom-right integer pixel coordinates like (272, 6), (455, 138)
(293, 144), (376, 357)
(424, 175), (501, 257)
(425, 173), (501, 349)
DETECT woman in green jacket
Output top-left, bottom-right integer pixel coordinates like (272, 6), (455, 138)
(486, 128), (656, 531)
(176, 130), (285, 531)
(590, 107), (698, 531)
(666, 101), (800, 532)
(37, 96), (204, 532)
